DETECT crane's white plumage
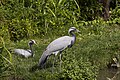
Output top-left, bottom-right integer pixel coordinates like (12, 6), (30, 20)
(38, 27), (79, 72)
(14, 49), (32, 58)
(14, 40), (36, 58)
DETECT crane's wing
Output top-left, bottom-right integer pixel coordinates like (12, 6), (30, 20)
(14, 49), (31, 58)
(46, 36), (73, 52)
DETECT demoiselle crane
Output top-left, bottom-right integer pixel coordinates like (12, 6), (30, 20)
(14, 40), (36, 58)
(38, 27), (79, 72)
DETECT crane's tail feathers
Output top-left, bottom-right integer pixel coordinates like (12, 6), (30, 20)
(38, 51), (49, 68)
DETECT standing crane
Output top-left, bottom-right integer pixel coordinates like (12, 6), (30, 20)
(14, 40), (36, 58)
(38, 27), (79, 72)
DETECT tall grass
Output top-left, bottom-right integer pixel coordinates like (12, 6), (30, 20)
(0, 0), (103, 41)
(0, 37), (16, 78)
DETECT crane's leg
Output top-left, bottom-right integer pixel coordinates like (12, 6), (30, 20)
(60, 52), (62, 72)
(44, 61), (47, 69)
(52, 55), (56, 73)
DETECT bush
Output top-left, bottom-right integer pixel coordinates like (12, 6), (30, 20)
(0, 0), (106, 41)
(60, 52), (98, 80)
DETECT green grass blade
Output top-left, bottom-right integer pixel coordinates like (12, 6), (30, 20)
(0, 54), (16, 72)
(50, 0), (56, 8)
(46, 6), (57, 19)
(1, 37), (12, 62)
(73, 0), (80, 14)
(58, 0), (63, 6)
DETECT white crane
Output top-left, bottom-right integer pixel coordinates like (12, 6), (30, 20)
(14, 40), (36, 58)
(38, 27), (79, 72)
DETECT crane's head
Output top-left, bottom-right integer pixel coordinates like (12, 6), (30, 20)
(68, 27), (80, 34)
(28, 40), (36, 46)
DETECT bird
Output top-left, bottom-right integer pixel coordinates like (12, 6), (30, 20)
(38, 27), (80, 72)
(14, 40), (36, 58)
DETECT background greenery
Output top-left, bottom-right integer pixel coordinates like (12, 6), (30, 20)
(0, 0), (120, 80)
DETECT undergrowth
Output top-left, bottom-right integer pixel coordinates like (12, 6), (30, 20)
(0, 24), (120, 80)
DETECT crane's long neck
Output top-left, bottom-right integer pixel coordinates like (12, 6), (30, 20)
(70, 31), (76, 43)
(29, 44), (33, 57)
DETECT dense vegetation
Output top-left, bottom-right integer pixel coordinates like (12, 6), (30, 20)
(0, 0), (120, 80)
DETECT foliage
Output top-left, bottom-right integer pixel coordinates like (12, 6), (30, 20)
(0, 0), (119, 41)
(76, 0), (102, 20)
(60, 52), (98, 80)
(0, 25), (120, 79)
(110, 5), (120, 24)
(0, 37), (15, 78)
(0, 0), (120, 80)
(0, 0), (105, 41)
(80, 27), (120, 66)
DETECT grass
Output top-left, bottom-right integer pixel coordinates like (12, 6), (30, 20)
(0, 25), (120, 80)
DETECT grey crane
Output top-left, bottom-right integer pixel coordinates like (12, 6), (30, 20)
(38, 27), (79, 72)
(14, 40), (36, 58)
